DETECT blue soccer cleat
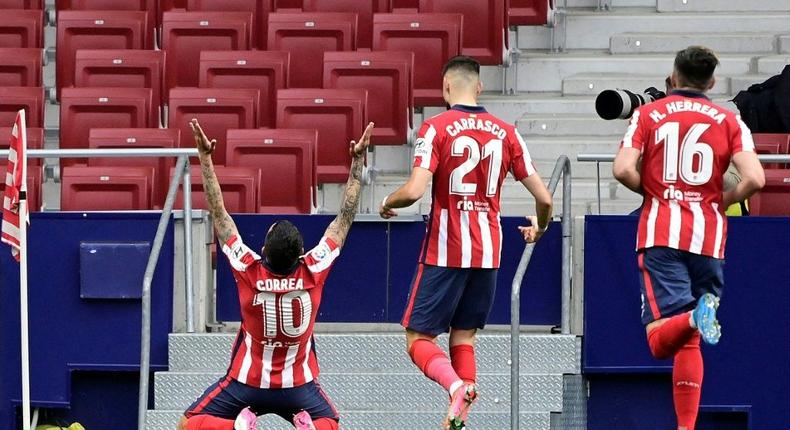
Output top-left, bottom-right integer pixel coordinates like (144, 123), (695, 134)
(692, 293), (721, 345)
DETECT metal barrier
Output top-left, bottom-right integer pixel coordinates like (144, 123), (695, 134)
(510, 155), (572, 430)
(0, 147), (199, 430)
(577, 153), (790, 214)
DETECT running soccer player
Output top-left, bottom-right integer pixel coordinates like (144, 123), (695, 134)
(612, 46), (765, 430)
(378, 56), (553, 430)
(177, 119), (374, 430)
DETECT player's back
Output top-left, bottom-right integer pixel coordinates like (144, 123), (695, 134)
(627, 90), (755, 258)
(414, 105), (536, 268)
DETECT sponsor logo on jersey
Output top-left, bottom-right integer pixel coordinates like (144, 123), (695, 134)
(663, 185), (684, 201)
(456, 199), (491, 212)
(414, 137), (431, 158)
(256, 277), (305, 292)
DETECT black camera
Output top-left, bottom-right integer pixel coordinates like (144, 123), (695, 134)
(595, 87), (667, 120)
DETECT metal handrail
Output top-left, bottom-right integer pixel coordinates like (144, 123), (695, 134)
(577, 153), (790, 213)
(511, 155), (572, 430)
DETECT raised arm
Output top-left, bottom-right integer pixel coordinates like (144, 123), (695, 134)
(189, 118), (239, 244)
(324, 122), (375, 248)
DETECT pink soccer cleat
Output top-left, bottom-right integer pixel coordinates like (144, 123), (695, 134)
(234, 407), (257, 430)
(444, 383), (478, 430)
(293, 410), (317, 430)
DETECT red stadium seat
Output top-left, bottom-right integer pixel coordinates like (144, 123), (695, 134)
(173, 165), (259, 213)
(187, 0), (274, 49)
(0, 9), (43, 48)
(276, 88), (366, 183)
(0, 86), (44, 128)
(74, 50), (165, 114)
(0, 48), (42, 87)
(226, 128), (317, 213)
(390, 0), (418, 8)
(167, 87), (260, 165)
(372, 13), (462, 106)
(0, 126), (43, 168)
(323, 50), (413, 145)
(267, 12), (357, 88)
(59, 87), (155, 166)
(161, 11), (254, 97)
(60, 166), (155, 211)
(273, 0), (303, 11)
(55, 0), (156, 47)
(198, 50), (289, 128)
(509, 0), (550, 26)
(88, 128), (180, 206)
(0, 165), (41, 211)
(753, 134), (790, 169)
(749, 169), (790, 216)
(418, 0), (504, 65)
(56, 11), (149, 99)
(0, 0), (43, 8)
(302, 0), (388, 49)
(159, 0), (188, 28)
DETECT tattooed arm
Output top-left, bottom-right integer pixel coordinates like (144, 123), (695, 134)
(324, 122), (375, 248)
(189, 119), (239, 244)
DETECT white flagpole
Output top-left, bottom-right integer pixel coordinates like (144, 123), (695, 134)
(18, 110), (30, 430)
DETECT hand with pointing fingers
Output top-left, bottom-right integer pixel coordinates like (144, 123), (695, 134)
(350, 122), (375, 159)
(189, 118), (216, 156)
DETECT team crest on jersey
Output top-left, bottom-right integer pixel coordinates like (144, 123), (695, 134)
(312, 242), (331, 260)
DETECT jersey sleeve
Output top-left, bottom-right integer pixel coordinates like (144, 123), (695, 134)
(413, 121), (440, 173)
(730, 114), (756, 154)
(221, 235), (261, 272)
(510, 129), (537, 181)
(620, 109), (648, 152)
(302, 236), (341, 284)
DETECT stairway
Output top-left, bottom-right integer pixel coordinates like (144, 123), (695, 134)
(145, 331), (583, 430)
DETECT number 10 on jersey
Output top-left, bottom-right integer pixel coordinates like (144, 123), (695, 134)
(253, 290), (312, 338)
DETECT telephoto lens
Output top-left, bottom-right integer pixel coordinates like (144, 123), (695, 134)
(595, 87), (666, 120)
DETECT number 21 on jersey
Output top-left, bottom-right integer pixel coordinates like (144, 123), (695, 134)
(656, 122), (714, 186)
(449, 136), (503, 196)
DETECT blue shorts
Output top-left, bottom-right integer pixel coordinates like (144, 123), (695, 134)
(184, 376), (339, 423)
(401, 263), (498, 336)
(638, 247), (724, 325)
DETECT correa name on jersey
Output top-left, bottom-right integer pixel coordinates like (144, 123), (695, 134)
(647, 100), (727, 124)
(445, 116), (509, 140)
(255, 277), (305, 292)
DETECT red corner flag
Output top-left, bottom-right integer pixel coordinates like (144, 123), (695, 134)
(1, 110), (28, 261)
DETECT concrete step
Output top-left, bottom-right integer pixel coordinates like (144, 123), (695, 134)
(729, 75), (774, 95)
(536, 159), (616, 179)
(566, 0), (658, 7)
(518, 114), (629, 137)
(757, 55), (790, 75)
(145, 410), (552, 430)
(153, 372), (564, 412)
(657, 0), (790, 12)
(518, 10), (790, 50)
(517, 51), (753, 92)
(781, 35), (790, 54)
(522, 137), (619, 159)
(168, 333), (580, 374)
(610, 32), (778, 55)
(563, 73), (717, 96)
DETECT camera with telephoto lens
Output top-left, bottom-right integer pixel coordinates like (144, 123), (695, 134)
(595, 87), (667, 120)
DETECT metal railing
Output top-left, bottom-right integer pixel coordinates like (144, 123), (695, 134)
(577, 153), (790, 213)
(0, 147), (200, 430)
(510, 155), (572, 430)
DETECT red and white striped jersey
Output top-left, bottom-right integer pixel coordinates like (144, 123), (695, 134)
(622, 90), (755, 259)
(221, 234), (340, 389)
(414, 105), (537, 268)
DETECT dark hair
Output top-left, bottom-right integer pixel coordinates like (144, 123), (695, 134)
(263, 220), (303, 272)
(442, 55), (480, 77)
(674, 46), (719, 90)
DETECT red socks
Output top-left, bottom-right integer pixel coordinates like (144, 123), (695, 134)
(647, 312), (697, 360)
(450, 344), (477, 384)
(409, 339), (463, 394)
(313, 418), (340, 430)
(673, 333), (703, 430)
(186, 415), (234, 430)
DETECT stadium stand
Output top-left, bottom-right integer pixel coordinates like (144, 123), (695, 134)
(73, 49), (165, 116)
(372, 13), (462, 106)
(55, 0), (156, 48)
(172, 165), (259, 213)
(161, 11), (254, 96)
(60, 165), (156, 210)
(187, 0), (273, 50)
(276, 88), (367, 183)
(225, 128), (317, 213)
(0, 86), (44, 128)
(0, 48), (42, 87)
(88, 128), (180, 206)
(0, 126), (43, 167)
(266, 12), (357, 88)
(0, 0), (43, 8)
(749, 168), (790, 216)
(59, 87), (156, 165)
(0, 165), (41, 211)
(198, 50), (289, 128)
(167, 87), (260, 166)
(417, 0), (506, 65)
(273, 0), (303, 11)
(56, 11), (150, 98)
(390, 0), (418, 11)
(302, 0), (389, 49)
(0, 9), (43, 48)
(509, 0), (550, 26)
(323, 50), (413, 145)
(753, 133), (790, 169)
